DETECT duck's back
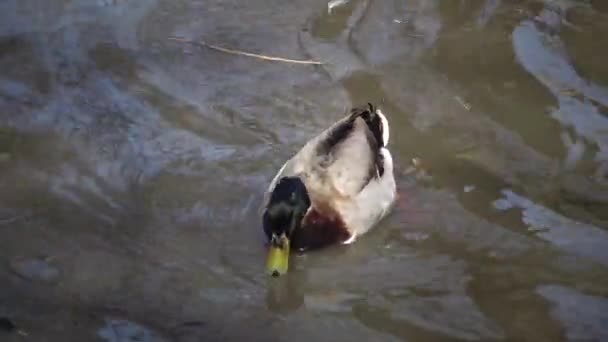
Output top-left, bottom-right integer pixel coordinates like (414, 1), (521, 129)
(284, 104), (387, 195)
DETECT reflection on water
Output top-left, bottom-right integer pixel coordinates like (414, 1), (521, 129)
(1, 0), (607, 340)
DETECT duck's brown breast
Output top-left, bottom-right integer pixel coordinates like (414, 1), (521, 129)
(290, 204), (351, 252)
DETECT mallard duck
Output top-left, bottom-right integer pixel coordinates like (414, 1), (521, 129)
(262, 103), (397, 276)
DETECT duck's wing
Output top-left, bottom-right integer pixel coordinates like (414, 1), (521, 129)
(293, 103), (390, 200)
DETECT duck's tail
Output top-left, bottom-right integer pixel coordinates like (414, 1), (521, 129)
(350, 103), (390, 148)
(315, 103), (390, 163)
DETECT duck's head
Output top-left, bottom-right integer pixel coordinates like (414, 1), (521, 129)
(263, 176), (311, 277)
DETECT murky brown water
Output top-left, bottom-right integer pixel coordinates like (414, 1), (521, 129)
(1, 0), (608, 341)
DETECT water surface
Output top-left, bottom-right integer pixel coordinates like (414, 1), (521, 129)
(1, 0), (608, 341)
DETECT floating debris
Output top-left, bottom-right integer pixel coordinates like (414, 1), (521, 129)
(404, 157), (424, 175)
(168, 37), (322, 65)
(454, 96), (472, 111)
(404, 157), (433, 182)
(464, 185), (476, 193)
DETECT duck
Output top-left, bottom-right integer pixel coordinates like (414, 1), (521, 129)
(262, 103), (397, 276)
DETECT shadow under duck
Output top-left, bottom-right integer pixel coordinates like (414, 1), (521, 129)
(262, 103), (397, 276)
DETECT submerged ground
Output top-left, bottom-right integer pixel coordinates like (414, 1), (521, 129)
(1, 0), (607, 341)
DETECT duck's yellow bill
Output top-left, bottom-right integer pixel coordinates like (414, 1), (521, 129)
(266, 242), (290, 277)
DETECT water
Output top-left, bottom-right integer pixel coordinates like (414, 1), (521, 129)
(1, 0), (607, 341)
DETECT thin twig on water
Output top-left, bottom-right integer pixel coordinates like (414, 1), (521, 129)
(168, 36), (323, 65)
